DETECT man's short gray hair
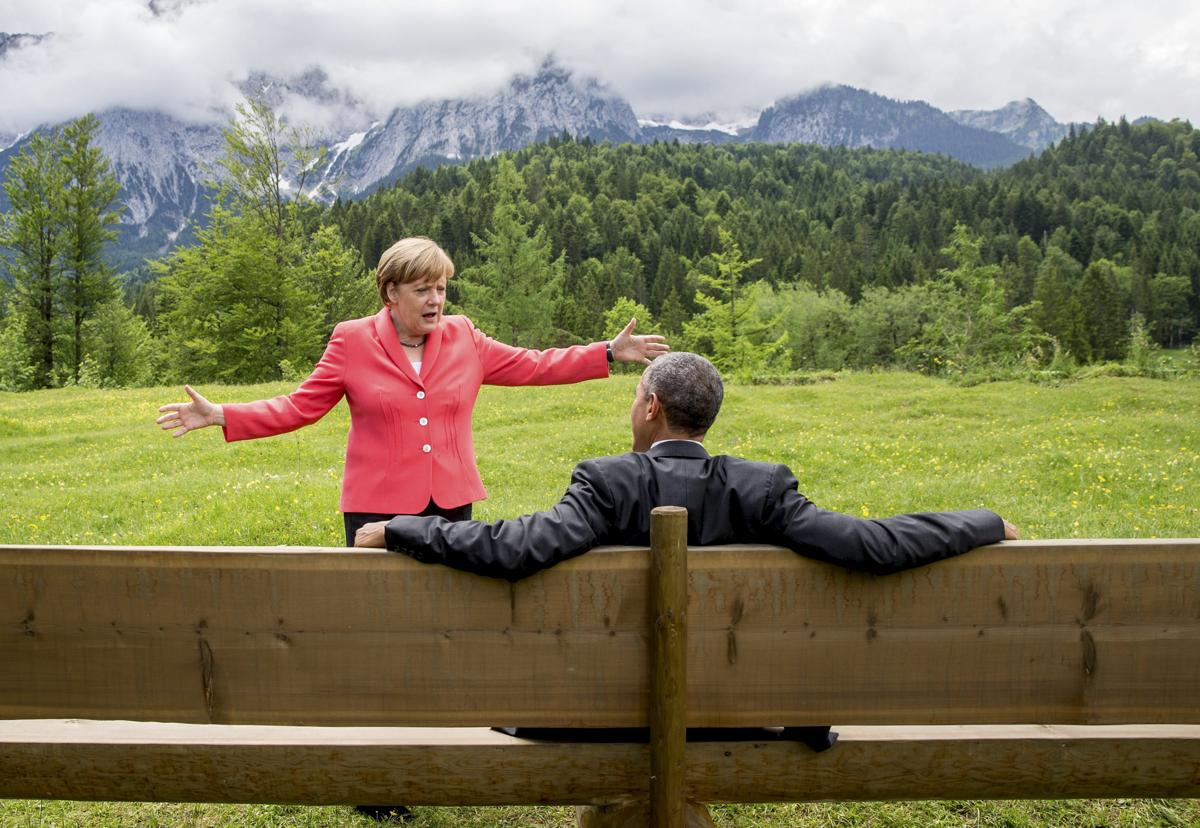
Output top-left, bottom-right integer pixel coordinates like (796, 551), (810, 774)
(641, 352), (724, 435)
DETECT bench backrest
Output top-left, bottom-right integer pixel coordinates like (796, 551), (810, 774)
(3, 538), (1199, 727)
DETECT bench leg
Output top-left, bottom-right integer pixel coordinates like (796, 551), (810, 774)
(575, 800), (716, 828)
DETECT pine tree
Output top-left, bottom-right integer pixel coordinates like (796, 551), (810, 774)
(898, 225), (1042, 374)
(1031, 246), (1083, 357)
(682, 228), (784, 375)
(458, 157), (562, 348)
(1074, 260), (1130, 361)
(0, 130), (69, 387)
(155, 99), (324, 382)
(60, 115), (123, 384)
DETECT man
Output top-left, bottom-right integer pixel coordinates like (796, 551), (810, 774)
(355, 352), (1018, 576)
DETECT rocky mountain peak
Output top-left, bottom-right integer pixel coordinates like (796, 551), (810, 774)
(1, 54), (1083, 268)
(752, 85), (1029, 167)
(948, 98), (1067, 150)
(319, 56), (639, 197)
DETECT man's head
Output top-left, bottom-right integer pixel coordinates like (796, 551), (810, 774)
(630, 352), (724, 451)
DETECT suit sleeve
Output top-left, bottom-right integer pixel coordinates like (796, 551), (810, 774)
(469, 320), (609, 386)
(221, 324), (348, 441)
(383, 459), (616, 581)
(759, 465), (1005, 574)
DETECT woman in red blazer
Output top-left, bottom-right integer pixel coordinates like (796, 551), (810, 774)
(157, 237), (668, 545)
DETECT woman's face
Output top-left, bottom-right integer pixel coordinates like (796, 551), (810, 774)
(387, 276), (447, 339)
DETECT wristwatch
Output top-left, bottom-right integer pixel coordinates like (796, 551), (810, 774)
(606, 343), (614, 363)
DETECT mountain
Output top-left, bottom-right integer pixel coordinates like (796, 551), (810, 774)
(319, 58), (640, 197)
(0, 58), (643, 269)
(0, 109), (224, 270)
(753, 85), (1031, 168)
(3, 57), (1086, 269)
(948, 98), (1069, 150)
(86, 109), (224, 264)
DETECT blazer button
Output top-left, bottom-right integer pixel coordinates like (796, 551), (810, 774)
(419, 417), (429, 426)
(422, 444), (432, 453)
(416, 391), (426, 400)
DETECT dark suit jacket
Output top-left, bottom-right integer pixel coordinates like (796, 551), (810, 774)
(385, 440), (1005, 581)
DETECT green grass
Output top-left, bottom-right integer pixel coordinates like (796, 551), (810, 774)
(2, 372), (1199, 826)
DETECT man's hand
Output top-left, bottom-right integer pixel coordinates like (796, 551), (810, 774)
(354, 520), (388, 548)
(1002, 519), (1021, 540)
(610, 317), (670, 365)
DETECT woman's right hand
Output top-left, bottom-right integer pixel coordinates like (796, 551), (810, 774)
(156, 385), (225, 437)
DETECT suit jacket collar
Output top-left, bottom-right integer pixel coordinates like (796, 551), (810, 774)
(374, 307), (444, 387)
(646, 440), (710, 460)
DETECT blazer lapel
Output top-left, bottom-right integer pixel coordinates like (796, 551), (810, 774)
(421, 316), (444, 379)
(373, 308), (422, 387)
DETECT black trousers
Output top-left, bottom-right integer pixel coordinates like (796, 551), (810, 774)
(343, 501), (473, 547)
(343, 499), (472, 818)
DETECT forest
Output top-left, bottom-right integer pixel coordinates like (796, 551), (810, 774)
(2, 102), (1199, 391)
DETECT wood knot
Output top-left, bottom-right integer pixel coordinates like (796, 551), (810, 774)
(198, 638), (215, 721)
(730, 598), (744, 627)
(1081, 630), (1097, 677)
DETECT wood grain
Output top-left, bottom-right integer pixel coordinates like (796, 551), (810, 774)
(3, 539), (1199, 727)
(650, 507), (688, 828)
(1, 720), (1196, 803)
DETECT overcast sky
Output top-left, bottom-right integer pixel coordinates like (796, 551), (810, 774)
(2, 0), (1198, 134)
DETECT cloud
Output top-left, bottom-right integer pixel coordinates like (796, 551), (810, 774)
(1, 0), (1197, 134)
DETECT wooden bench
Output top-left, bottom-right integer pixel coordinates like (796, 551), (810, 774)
(3, 507), (1199, 827)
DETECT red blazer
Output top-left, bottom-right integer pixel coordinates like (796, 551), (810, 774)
(222, 310), (609, 514)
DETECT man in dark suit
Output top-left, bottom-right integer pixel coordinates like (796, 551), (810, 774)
(355, 352), (1017, 577)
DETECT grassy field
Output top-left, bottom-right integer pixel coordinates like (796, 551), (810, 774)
(2, 371), (1199, 826)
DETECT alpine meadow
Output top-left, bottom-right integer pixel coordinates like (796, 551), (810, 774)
(1, 374), (1199, 826)
(3, 83), (1200, 826)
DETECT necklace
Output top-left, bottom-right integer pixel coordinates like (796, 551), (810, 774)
(399, 336), (426, 348)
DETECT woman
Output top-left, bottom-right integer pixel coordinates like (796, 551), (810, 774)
(156, 236), (668, 546)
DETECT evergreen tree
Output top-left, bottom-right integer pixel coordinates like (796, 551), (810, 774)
(1074, 259), (1130, 361)
(60, 115), (123, 384)
(1146, 273), (1195, 347)
(1031, 245), (1084, 357)
(850, 284), (931, 369)
(658, 286), (689, 336)
(79, 298), (156, 388)
(0, 130), (69, 388)
(0, 285), (35, 390)
(155, 99), (325, 382)
(458, 157), (562, 348)
(898, 225), (1042, 374)
(298, 224), (376, 342)
(683, 228), (784, 375)
(765, 282), (854, 370)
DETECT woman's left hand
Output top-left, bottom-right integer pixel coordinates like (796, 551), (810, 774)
(610, 318), (670, 365)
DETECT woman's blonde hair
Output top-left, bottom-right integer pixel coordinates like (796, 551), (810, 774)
(376, 237), (455, 304)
